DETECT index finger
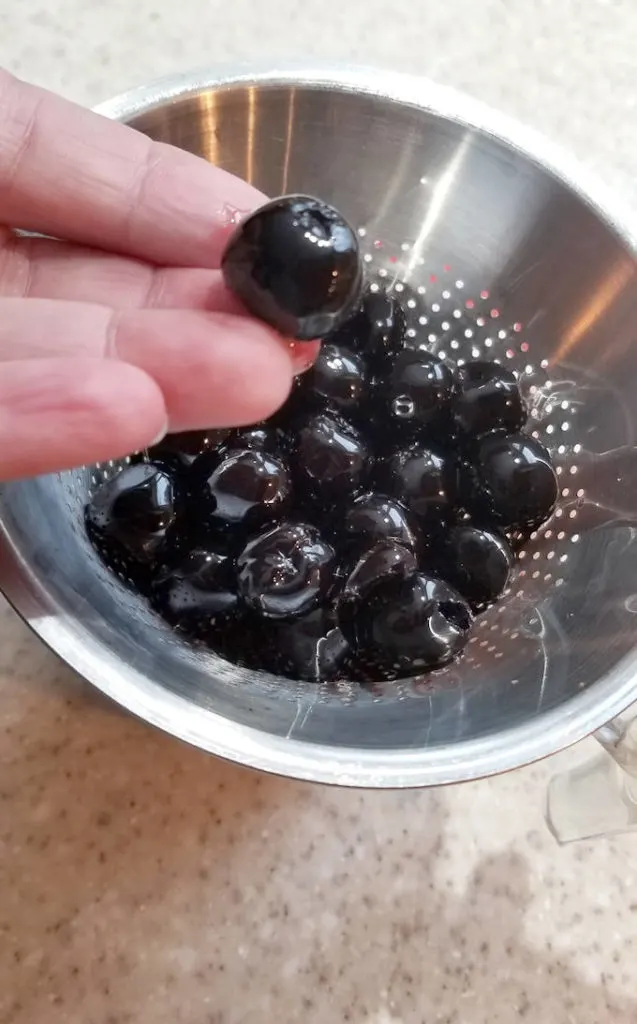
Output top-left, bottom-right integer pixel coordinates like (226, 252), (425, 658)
(0, 70), (263, 267)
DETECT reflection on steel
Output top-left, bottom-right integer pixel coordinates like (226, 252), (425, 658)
(1, 65), (637, 788)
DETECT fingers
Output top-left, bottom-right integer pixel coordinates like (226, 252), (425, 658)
(0, 233), (244, 312)
(0, 298), (295, 433)
(107, 308), (296, 431)
(0, 69), (263, 266)
(0, 235), (320, 375)
(0, 359), (167, 480)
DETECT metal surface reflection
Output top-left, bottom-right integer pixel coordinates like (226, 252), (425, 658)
(1, 66), (637, 788)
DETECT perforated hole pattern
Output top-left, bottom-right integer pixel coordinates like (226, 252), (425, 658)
(83, 234), (583, 702)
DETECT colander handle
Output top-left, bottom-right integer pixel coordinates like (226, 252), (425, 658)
(546, 712), (637, 842)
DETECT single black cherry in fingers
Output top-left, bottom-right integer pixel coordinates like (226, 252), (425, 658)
(453, 360), (527, 436)
(221, 195), (363, 340)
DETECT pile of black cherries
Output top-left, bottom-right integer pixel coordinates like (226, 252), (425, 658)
(85, 196), (558, 684)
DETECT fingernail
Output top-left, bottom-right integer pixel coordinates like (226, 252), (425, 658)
(289, 340), (321, 375)
(150, 420), (169, 446)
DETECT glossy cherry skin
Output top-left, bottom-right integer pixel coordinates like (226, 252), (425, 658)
(303, 343), (368, 413)
(340, 492), (421, 554)
(224, 424), (284, 456)
(152, 546), (238, 631)
(339, 540), (418, 602)
(269, 606), (350, 682)
(440, 524), (514, 609)
(292, 411), (370, 506)
(85, 462), (182, 565)
(340, 570), (473, 673)
(191, 448), (291, 532)
(379, 445), (457, 524)
(85, 279), (561, 684)
(336, 540), (418, 643)
(332, 287), (407, 364)
(453, 361), (527, 436)
(148, 429), (230, 469)
(382, 349), (454, 429)
(236, 521), (335, 619)
(221, 194), (362, 340)
(461, 432), (558, 530)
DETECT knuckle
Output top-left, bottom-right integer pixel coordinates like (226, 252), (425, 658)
(0, 70), (45, 195)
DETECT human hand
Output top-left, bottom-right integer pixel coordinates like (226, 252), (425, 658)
(0, 70), (318, 481)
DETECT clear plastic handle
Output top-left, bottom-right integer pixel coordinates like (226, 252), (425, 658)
(546, 707), (637, 842)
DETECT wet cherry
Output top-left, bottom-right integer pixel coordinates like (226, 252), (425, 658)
(303, 343), (368, 413)
(269, 606), (350, 682)
(440, 524), (514, 609)
(221, 194), (363, 340)
(292, 410), (370, 506)
(336, 540), (418, 645)
(339, 540), (418, 603)
(453, 360), (527, 436)
(331, 287), (407, 365)
(382, 349), (454, 429)
(191, 448), (291, 532)
(85, 462), (182, 565)
(148, 429), (231, 469)
(340, 570), (473, 673)
(379, 444), (457, 524)
(461, 432), (558, 530)
(340, 492), (421, 554)
(152, 546), (238, 632)
(224, 424), (284, 456)
(237, 521), (335, 619)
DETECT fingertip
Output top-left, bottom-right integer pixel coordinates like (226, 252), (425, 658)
(288, 339), (321, 375)
(110, 308), (300, 433)
(97, 362), (169, 451)
(166, 319), (294, 432)
(232, 327), (294, 426)
(203, 283), (321, 375)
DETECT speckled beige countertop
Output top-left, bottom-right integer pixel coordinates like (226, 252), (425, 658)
(1, 2), (637, 1022)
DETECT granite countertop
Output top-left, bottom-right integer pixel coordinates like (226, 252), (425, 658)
(1, 2), (637, 1022)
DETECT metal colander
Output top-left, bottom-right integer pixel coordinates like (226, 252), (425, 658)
(1, 66), (637, 787)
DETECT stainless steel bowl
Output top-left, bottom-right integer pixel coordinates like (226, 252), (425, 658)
(1, 64), (637, 788)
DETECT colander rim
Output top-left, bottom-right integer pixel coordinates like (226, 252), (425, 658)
(96, 61), (637, 258)
(2, 62), (637, 787)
